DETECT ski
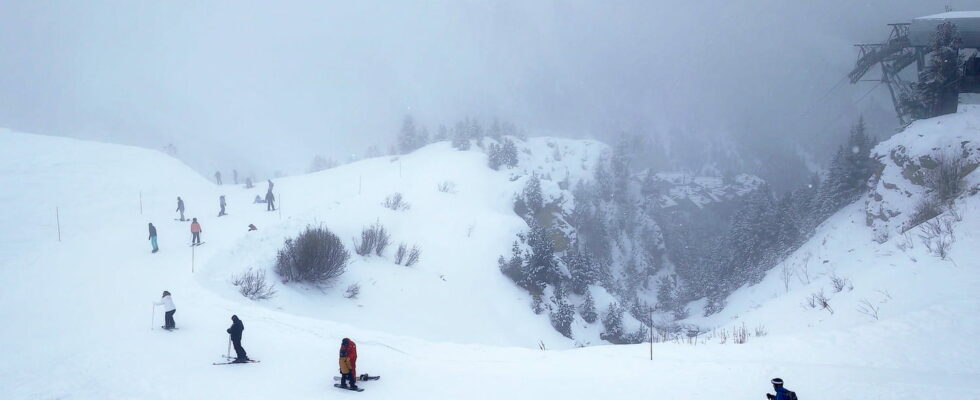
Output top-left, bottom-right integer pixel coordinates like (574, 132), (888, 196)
(334, 384), (364, 392)
(333, 375), (380, 381)
(160, 326), (179, 331)
(189, 242), (206, 247)
(212, 360), (260, 365)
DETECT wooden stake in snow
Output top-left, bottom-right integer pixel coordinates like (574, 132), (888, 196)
(139, 191), (143, 215)
(649, 307), (654, 360)
(56, 207), (61, 242)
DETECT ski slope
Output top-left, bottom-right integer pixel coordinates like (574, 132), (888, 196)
(0, 121), (978, 399)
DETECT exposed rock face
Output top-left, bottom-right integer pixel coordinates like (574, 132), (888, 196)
(865, 107), (980, 237)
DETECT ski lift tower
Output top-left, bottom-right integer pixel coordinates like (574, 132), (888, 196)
(848, 11), (980, 125)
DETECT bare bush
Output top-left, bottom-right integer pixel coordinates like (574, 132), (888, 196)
(382, 193), (410, 211)
(754, 324), (768, 337)
(405, 245), (421, 267)
(924, 151), (965, 203)
(437, 181), (457, 193)
(857, 298), (880, 320)
(796, 252), (812, 285)
(275, 225), (350, 285)
(344, 283), (360, 299)
(353, 222), (389, 256)
(232, 267), (277, 300)
(907, 197), (942, 230)
(717, 328), (728, 344)
(829, 273), (851, 293)
(779, 263), (793, 293)
(733, 323), (749, 344)
(806, 289), (833, 314)
(897, 231), (915, 251)
(917, 215), (955, 259)
(394, 242), (407, 265)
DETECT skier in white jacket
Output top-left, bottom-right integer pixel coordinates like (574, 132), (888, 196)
(154, 291), (177, 330)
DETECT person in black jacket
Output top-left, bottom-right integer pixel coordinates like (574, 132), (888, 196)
(227, 315), (248, 362)
(218, 195), (227, 217)
(265, 190), (276, 211)
(148, 223), (159, 253)
(176, 197), (186, 221)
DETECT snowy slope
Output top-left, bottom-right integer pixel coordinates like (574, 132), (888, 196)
(1, 124), (978, 399)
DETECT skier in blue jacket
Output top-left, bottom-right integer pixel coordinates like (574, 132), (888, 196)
(766, 378), (798, 400)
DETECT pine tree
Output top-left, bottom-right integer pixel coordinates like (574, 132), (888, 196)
(435, 125), (449, 141)
(487, 143), (503, 170)
(521, 221), (560, 293)
(549, 288), (576, 338)
(601, 302), (624, 341)
(522, 175), (544, 216)
(397, 115), (418, 154)
(501, 139), (519, 167)
(908, 21), (963, 119)
(580, 290), (598, 323)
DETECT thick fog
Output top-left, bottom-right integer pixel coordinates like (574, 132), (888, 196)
(0, 1), (967, 177)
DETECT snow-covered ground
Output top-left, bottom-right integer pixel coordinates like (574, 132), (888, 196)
(1, 113), (978, 399)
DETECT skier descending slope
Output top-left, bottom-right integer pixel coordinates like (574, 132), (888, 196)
(766, 378), (798, 400)
(337, 338), (360, 391)
(226, 315), (249, 363)
(147, 223), (159, 253)
(153, 291), (176, 330)
(218, 195), (227, 217)
(175, 197), (186, 221)
(190, 218), (202, 245)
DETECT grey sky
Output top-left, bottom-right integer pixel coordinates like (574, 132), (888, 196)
(0, 1), (967, 177)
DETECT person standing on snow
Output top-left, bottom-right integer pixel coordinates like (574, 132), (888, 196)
(215, 171), (222, 185)
(154, 291), (177, 330)
(148, 223), (159, 253)
(226, 315), (248, 362)
(265, 190), (276, 211)
(218, 195), (227, 217)
(338, 338), (359, 390)
(190, 218), (202, 245)
(766, 378), (798, 400)
(176, 197), (186, 221)
(245, 177), (254, 189)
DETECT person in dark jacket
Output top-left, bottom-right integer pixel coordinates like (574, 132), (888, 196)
(227, 315), (248, 362)
(215, 171), (222, 185)
(176, 197), (186, 221)
(338, 338), (359, 390)
(766, 378), (798, 400)
(218, 195), (227, 217)
(148, 223), (159, 253)
(245, 177), (254, 189)
(265, 190), (276, 211)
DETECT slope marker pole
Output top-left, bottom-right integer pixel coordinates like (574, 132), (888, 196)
(191, 244), (195, 274)
(139, 191), (143, 215)
(56, 207), (62, 242)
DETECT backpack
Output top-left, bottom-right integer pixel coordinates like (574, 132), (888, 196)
(786, 391), (798, 400)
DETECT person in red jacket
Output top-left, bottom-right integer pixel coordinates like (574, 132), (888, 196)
(338, 338), (358, 389)
(190, 218), (202, 245)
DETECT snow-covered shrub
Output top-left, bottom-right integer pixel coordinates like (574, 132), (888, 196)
(805, 289), (833, 314)
(829, 273), (852, 293)
(925, 151), (966, 203)
(857, 298), (880, 320)
(394, 242), (407, 265)
(344, 283), (360, 299)
(382, 193), (410, 211)
(917, 215), (955, 259)
(275, 225), (350, 285)
(437, 181), (457, 193)
(733, 323), (749, 344)
(622, 326), (649, 344)
(404, 245), (421, 267)
(753, 324), (768, 337)
(232, 267), (277, 300)
(907, 197), (943, 229)
(354, 222), (389, 256)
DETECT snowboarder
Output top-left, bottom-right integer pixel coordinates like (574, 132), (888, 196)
(338, 338), (359, 390)
(253, 195), (265, 204)
(766, 378), (798, 400)
(245, 177), (254, 189)
(154, 291), (176, 330)
(148, 223), (159, 253)
(190, 218), (202, 245)
(215, 171), (222, 185)
(176, 197), (186, 221)
(233, 169), (239, 185)
(218, 195), (227, 217)
(226, 315), (249, 362)
(265, 190), (275, 211)
(248, 224), (257, 231)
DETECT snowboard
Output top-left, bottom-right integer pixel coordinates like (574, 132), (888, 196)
(334, 384), (364, 392)
(212, 359), (260, 365)
(333, 375), (380, 381)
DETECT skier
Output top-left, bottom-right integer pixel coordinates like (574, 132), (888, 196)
(154, 291), (177, 330)
(190, 218), (202, 245)
(245, 177), (254, 189)
(248, 224), (257, 231)
(218, 195), (227, 217)
(766, 378), (798, 400)
(176, 197), (186, 221)
(226, 315), (249, 362)
(338, 338), (359, 390)
(148, 222), (159, 253)
(215, 171), (222, 185)
(233, 169), (239, 185)
(265, 190), (275, 211)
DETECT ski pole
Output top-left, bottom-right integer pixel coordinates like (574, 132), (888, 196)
(151, 304), (156, 330)
(227, 338), (232, 359)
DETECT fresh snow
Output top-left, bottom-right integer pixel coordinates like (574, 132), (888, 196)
(1, 119), (978, 398)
